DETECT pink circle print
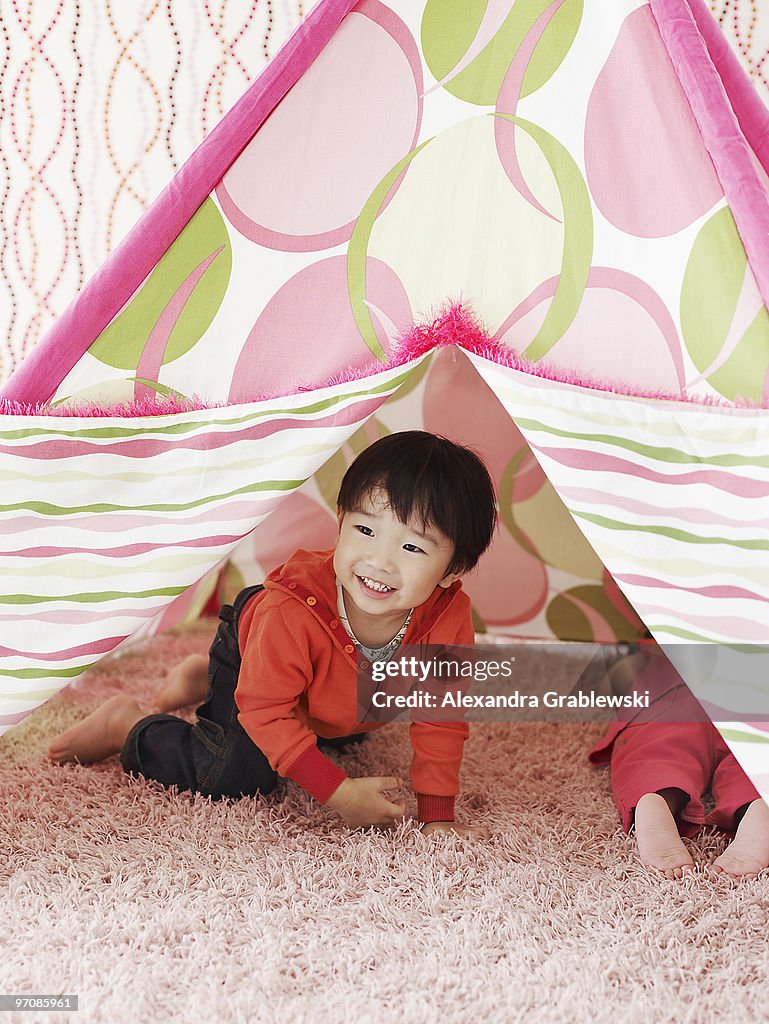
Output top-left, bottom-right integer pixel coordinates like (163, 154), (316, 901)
(585, 6), (721, 238)
(495, 269), (685, 394)
(423, 349), (548, 627)
(217, 0), (423, 252)
(228, 255), (412, 401)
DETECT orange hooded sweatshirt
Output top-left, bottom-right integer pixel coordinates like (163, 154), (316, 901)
(234, 548), (473, 824)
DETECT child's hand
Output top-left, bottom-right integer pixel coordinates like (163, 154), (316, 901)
(326, 776), (406, 828)
(420, 821), (490, 839)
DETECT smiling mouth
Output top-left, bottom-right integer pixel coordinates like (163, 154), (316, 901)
(357, 574), (395, 594)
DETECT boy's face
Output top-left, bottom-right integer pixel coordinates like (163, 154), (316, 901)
(334, 489), (461, 624)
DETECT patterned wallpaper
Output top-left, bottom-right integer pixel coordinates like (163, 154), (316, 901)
(0, 1), (302, 382)
(0, 0), (766, 385)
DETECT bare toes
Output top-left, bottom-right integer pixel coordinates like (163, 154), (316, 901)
(47, 742), (73, 764)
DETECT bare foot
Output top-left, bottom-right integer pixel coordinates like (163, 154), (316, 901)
(47, 695), (145, 764)
(155, 654), (209, 712)
(710, 799), (769, 880)
(634, 792), (695, 879)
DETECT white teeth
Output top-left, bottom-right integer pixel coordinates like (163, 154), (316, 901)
(360, 576), (392, 593)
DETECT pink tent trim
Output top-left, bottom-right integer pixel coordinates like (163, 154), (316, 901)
(649, 0), (769, 311)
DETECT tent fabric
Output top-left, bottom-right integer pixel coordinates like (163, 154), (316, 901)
(468, 350), (769, 797)
(0, 359), (420, 732)
(14, 0), (769, 408)
(2, 0), (769, 801)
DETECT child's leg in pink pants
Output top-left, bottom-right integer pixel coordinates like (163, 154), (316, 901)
(707, 731), (761, 831)
(610, 721), (715, 835)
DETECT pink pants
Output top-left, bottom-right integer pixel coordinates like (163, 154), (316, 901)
(610, 719), (760, 837)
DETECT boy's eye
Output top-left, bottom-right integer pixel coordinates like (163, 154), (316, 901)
(403, 544), (425, 554)
(354, 525), (374, 536)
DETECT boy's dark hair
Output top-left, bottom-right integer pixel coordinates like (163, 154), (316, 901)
(336, 430), (497, 576)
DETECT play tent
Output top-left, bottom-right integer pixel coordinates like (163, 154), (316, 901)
(1, 0), (769, 802)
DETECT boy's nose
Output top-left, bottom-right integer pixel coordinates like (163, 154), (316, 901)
(366, 547), (397, 574)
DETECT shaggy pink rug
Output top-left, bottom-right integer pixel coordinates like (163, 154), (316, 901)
(2, 622), (768, 1024)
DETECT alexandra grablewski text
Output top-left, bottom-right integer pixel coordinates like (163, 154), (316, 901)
(370, 688), (651, 710)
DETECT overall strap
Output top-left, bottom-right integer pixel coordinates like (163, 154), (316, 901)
(232, 583), (266, 626)
(215, 584), (266, 666)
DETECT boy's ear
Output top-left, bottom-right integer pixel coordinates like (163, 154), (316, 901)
(438, 571), (462, 589)
(336, 506), (343, 528)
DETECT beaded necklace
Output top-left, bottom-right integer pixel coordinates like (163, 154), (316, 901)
(336, 581), (413, 662)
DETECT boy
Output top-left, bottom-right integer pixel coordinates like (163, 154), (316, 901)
(49, 431), (497, 836)
(589, 644), (769, 879)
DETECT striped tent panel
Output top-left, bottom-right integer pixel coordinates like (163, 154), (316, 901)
(466, 349), (769, 798)
(0, 359), (422, 732)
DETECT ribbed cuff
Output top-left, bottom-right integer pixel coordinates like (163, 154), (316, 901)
(416, 793), (455, 824)
(285, 744), (348, 804)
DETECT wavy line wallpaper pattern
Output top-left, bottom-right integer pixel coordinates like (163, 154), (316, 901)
(0, 0), (302, 383)
(0, 1), (766, 385)
(711, 0), (769, 95)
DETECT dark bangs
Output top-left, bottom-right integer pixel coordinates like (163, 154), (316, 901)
(336, 431), (497, 576)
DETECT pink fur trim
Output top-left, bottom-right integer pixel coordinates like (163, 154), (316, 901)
(389, 300), (762, 410)
(388, 301), (493, 363)
(0, 395), (217, 418)
(1, 301), (761, 416)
